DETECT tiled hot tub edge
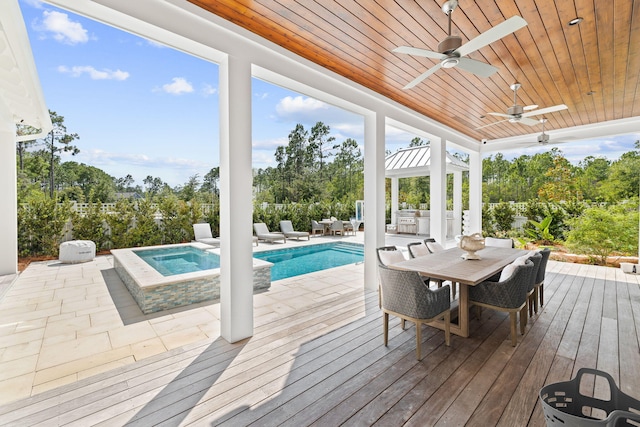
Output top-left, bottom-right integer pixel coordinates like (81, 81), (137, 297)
(112, 245), (272, 314)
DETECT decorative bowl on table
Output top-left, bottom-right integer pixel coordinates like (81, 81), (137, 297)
(459, 233), (485, 260)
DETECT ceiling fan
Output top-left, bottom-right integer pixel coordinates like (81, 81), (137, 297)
(530, 118), (574, 146)
(393, 0), (527, 89)
(476, 82), (568, 129)
(485, 118), (575, 147)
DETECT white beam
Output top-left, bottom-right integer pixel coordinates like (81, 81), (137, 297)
(0, 111), (17, 275)
(391, 177), (399, 225)
(364, 112), (386, 291)
(219, 54), (253, 342)
(468, 151), (482, 234)
(453, 170), (462, 237)
(430, 137), (446, 243)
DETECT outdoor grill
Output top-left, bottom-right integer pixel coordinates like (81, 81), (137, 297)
(397, 215), (417, 234)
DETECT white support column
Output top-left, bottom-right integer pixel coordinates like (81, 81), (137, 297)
(468, 150), (483, 234)
(219, 55), (253, 343)
(391, 177), (399, 225)
(364, 112), (385, 291)
(429, 137), (447, 244)
(0, 114), (17, 275)
(453, 170), (462, 237)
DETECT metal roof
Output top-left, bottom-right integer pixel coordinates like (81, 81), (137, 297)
(385, 145), (469, 178)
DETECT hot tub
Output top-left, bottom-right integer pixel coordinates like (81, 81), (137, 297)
(112, 243), (272, 314)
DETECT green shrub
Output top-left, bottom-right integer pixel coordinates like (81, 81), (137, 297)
(71, 200), (109, 251)
(492, 201), (515, 232)
(565, 203), (638, 264)
(106, 199), (135, 249)
(158, 195), (193, 244)
(524, 215), (554, 244)
(18, 196), (71, 257)
(524, 199), (570, 240)
(129, 197), (161, 247)
(481, 203), (495, 236)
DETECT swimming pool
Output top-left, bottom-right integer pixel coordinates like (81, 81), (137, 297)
(113, 242), (363, 313)
(133, 242), (363, 281)
(253, 242), (364, 281)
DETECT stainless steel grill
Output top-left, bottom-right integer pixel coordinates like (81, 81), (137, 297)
(397, 217), (416, 234)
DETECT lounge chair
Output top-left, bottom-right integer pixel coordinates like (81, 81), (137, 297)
(193, 223), (221, 247)
(253, 223), (286, 244)
(193, 223), (258, 246)
(279, 220), (309, 241)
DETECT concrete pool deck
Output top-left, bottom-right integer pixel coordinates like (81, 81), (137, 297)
(0, 232), (452, 404)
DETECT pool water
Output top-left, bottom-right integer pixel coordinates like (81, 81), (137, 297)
(134, 246), (220, 276)
(134, 242), (364, 280)
(253, 242), (364, 281)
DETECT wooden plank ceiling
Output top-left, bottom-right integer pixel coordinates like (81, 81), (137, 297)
(188, 0), (640, 142)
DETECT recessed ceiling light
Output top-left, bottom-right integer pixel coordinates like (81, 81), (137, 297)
(569, 17), (583, 26)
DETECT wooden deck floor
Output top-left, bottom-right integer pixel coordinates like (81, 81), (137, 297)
(0, 260), (639, 426)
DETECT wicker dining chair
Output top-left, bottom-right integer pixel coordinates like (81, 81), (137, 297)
(406, 241), (449, 291)
(530, 248), (551, 316)
(376, 246), (405, 308)
(524, 252), (542, 325)
(378, 264), (451, 360)
(469, 260), (534, 346)
(407, 241), (430, 258)
(412, 240), (457, 298)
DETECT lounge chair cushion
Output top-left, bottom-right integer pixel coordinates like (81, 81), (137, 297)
(254, 223), (286, 242)
(193, 223), (220, 247)
(279, 220), (309, 239)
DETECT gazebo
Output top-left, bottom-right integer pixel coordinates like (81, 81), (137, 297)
(385, 145), (469, 240)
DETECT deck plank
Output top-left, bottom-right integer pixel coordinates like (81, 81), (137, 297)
(0, 260), (638, 427)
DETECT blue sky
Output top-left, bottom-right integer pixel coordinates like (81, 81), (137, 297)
(19, 0), (639, 187)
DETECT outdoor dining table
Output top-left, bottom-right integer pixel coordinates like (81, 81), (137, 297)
(318, 219), (353, 235)
(389, 246), (525, 338)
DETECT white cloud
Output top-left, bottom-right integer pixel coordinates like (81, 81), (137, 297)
(22, 0), (44, 8)
(252, 151), (276, 168)
(252, 137), (288, 150)
(39, 10), (89, 45)
(202, 84), (217, 97)
(275, 96), (329, 120)
(157, 77), (194, 95)
(254, 92), (269, 100)
(57, 65), (129, 80)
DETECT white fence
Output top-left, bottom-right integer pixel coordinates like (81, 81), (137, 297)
(66, 202), (217, 216)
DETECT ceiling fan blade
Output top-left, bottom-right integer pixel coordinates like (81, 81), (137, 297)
(475, 119), (508, 130)
(403, 63), (442, 89)
(522, 104), (568, 117)
(456, 16), (527, 57)
(456, 57), (498, 78)
(487, 112), (511, 118)
(519, 117), (541, 126)
(393, 46), (444, 60)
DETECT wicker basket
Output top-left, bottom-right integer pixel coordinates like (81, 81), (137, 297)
(539, 368), (640, 427)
